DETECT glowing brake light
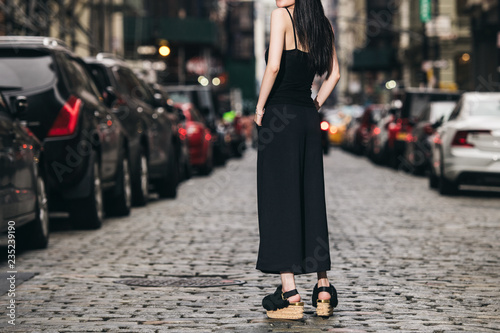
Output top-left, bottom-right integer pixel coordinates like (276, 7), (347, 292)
(47, 96), (82, 137)
(451, 130), (490, 148)
(330, 126), (338, 134)
(320, 121), (329, 131)
(373, 127), (381, 135)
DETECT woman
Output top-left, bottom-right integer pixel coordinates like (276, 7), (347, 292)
(254, 0), (340, 320)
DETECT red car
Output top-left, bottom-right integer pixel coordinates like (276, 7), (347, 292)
(175, 102), (214, 175)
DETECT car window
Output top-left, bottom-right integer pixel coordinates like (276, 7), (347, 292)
(429, 101), (457, 123)
(0, 49), (56, 91)
(88, 64), (110, 93)
(115, 68), (150, 101)
(468, 99), (500, 116)
(168, 91), (191, 104)
(189, 106), (205, 123)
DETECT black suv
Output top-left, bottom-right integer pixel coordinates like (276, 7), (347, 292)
(0, 37), (132, 229)
(0, 92), (49, 248)
(84, 55), (178, 201)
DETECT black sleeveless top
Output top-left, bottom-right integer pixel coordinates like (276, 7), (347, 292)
(265, 8), (316, 109)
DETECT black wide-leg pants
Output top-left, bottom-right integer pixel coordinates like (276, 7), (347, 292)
(256, 104), (331, 275)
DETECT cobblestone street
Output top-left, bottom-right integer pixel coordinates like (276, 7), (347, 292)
(0, 147), (499, 332)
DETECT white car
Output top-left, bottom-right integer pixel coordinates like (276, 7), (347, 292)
(429, 92), (500, 195)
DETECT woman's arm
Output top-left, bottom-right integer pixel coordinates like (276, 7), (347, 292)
(254, 8), (287, 126)
(314, 32), (341, 110)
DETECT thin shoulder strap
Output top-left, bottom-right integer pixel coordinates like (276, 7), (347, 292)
(285, 7), (298, 50)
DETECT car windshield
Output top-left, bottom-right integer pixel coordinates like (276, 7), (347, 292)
(429, 101), (456, 123)
(468, 99), (500, 116)
(168, 91), (191, 104)
(0, 49), (56, 91)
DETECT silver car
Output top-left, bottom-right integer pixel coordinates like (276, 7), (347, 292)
(429, 92), (500, 195)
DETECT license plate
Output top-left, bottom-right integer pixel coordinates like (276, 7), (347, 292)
(396, 132), (408, 141)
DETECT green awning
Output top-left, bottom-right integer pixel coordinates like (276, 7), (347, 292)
(351, 48), (397, 71)
(124, 17), (218, 45)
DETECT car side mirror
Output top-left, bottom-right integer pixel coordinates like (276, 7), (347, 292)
(432, 115), (444, 129)
(14, 96), (28, 117)
(104, 86), (117, 107)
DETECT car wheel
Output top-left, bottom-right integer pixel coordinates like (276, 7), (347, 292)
(183, 155), (192, 181)
(438, 153), (458, 195)
(19, 170), (49, 249)
(70, 153), (104, 229)
(132, 147), (149, 206)
(106, 152), (132, 216)
(199, 148), (213, 176)
(157, 144), (178, 198)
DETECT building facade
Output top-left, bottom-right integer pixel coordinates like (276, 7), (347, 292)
(0, 0), (124, 57)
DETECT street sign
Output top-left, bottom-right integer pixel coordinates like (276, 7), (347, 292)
(420, 0), (431, 23)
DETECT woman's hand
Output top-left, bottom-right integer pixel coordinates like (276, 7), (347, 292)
(254, 107), (265, 126)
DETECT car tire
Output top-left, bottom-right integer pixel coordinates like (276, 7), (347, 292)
(19, 170), (49, 249)
(182, 156), (192, 181)
(438, 153), (458, 195)
(199, 148), (213, 176)
(70, 153), (104, 229)
(132, 147), (149, 206)
(157, 144), (178, 198)
(106, 151), (132, 216)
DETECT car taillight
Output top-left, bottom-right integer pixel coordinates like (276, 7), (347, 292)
(451, 130), (490, 148)
(47, 96), (82, 137)
(205, 133), (212, 141)
(373, 127), (381, 135)
(330, 126), (338, 134)
(178, 127), (187, 140)
(320, 121), (329, 131)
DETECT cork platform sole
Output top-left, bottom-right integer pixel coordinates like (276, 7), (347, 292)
(266, 302), (304, 319)
(316, 299), (333, 317)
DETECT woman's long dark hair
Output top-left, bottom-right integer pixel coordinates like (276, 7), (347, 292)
(293, 0), (335, 78)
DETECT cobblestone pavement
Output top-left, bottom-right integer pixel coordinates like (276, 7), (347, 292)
(0, 147), (499, 332)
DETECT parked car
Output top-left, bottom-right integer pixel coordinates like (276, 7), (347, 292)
(341, 115), (362, 153)
(319, 111), (330, 155)
(367, 104), (399, 165)
(0, 37), (130, 229)
(84, 54), (178, 200)
(429, 92), (500, 195)
(358, 104), (384, 155)
(0, 92), (49, 248)
(404, 101), (456, 174)
(222, 110), (246, 158)
(164, 85), (229, 166)
(386, 89), (462, 168)
(326, 113), (348, 146)
(174, 102), (214, 175)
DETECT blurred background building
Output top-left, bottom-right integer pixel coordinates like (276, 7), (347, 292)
(1, 0), (499, 109)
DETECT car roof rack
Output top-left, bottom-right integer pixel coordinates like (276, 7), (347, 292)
(0, 36), (68, 48)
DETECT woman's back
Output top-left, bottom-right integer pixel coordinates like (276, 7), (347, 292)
(264, 8), (316, 109)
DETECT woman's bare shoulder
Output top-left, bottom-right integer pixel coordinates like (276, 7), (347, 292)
(270, 7), (288, 21)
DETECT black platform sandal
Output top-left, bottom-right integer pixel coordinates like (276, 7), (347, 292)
(311, 283), (338, 317)
(262, 285), (304, 319)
